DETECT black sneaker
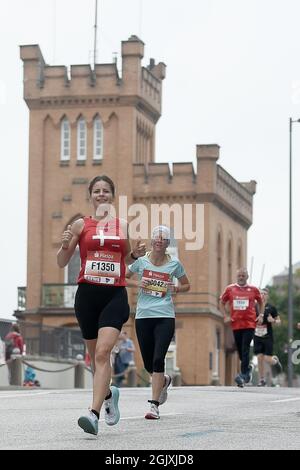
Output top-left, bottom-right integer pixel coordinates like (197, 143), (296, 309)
(243, 364), (254, 384)
(271, 356), (282, 376)
(235, 374), (245, 388)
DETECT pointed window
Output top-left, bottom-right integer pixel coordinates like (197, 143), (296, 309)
(61, 118), (70, 161)
(77, 117), (87, 161)
(93, 116), (103, 160)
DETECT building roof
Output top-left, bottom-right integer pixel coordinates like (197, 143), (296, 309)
(274, 261), (300, 277)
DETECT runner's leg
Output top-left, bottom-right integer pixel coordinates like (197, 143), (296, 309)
(152, 318), (175, 401)
(92, 326), (120, 413)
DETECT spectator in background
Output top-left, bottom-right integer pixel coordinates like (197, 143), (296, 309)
(23, 366), (40, 387)
(114, 331), (135, 387)
(4, 324), (24, 360)
(0, 337), (5, 365)
(4, 323), (24, 385)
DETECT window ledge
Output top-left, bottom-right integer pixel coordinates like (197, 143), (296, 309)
(60, 161), (70, 167)
(92, 159), (103, 165)
(76, 161), (86, 166)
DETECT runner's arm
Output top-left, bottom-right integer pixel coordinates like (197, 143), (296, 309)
(122, 222), (146, 265)
(125, 268), (149, 288)
(57, 219), (83, 268)
(125, 269), (140, 288)
(274, 315), (281, 325)
(219, 300), (231, 323)
(175, 274), (190, 293)
(256, 296), (264, 323)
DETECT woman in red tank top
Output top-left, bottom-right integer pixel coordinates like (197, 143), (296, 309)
(57, 175), (146, 435)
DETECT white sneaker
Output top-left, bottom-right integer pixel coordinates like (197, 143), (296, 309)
(78, 410), (98, 435)
(272, 356), (283, 375)
(145, 402), (160, 420)
(158, 374), (172, 405)
(104, 386), (120, 426)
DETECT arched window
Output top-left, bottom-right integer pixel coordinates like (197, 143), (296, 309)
(93, 116), (103, 160)
(77, 117), (86, 161)
(60, 117), (70, 161)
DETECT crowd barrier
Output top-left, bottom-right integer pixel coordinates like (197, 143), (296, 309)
(0, 354), (182, 389)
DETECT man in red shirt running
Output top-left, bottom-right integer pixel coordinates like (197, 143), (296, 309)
(220, 268), (264, 387)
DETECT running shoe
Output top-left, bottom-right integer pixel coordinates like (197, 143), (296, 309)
(235, 374), (245, 388)
(145, 401), (160, 420)
(158, 374), (172, 405)
(257, 378), (266, 387)
(243, 363), (254, 384)
(78, 410), (98, 435)
(271, 356), (283, 376)
(104, 386), (120, 426)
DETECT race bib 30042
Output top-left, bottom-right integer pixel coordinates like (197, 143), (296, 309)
(142, 269), (171, 298)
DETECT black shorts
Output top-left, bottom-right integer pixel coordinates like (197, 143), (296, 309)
(74, 283), (130, 340)
(254, 335), (274, 356)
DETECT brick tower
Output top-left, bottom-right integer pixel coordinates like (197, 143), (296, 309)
(17, 36), (256, 385)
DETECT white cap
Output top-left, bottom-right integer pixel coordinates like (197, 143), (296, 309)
(152, 225), (171, 240)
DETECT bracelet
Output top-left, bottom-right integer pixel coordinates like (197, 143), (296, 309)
(130, 252), (138, 260)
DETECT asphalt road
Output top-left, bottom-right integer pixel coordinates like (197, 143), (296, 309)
(0, 385), (300, 450)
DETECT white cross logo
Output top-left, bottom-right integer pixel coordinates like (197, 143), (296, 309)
(92, 229), (120, 247)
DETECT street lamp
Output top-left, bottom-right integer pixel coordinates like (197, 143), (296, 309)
(288, 118), (300, 387)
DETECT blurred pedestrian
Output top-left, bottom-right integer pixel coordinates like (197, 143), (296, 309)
(113, 331), (135, 387)
(4, 323), (24, 385)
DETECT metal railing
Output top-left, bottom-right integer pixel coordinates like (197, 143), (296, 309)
(17, 284), (78, 310)
(18, 321), (85, 360)
(42, 284), (77, 308)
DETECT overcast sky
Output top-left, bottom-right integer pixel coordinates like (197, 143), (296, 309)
(1, 0), (300, 319)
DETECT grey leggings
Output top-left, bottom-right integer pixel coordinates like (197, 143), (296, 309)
(135, 318), (175, 373)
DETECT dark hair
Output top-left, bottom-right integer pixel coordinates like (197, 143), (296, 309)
(12, 323), (20, 333)
(88, 175), (115, 197)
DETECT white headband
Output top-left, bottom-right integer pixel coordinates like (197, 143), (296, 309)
(152, 225), (171, 240)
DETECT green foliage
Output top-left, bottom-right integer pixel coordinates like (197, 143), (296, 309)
(267, 283), (300, 375)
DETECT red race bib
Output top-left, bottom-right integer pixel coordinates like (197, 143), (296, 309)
(142, 269), (171, 298)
